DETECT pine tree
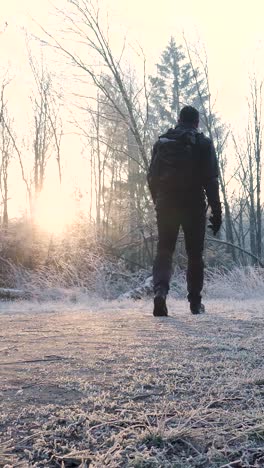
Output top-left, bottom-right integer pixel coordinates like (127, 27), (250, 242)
(149, 37), (210, 135)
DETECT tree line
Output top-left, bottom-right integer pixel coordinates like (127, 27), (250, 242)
(0, 0), (263, 272)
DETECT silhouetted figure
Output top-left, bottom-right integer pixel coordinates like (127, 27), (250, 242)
(148, 106), (222, 316)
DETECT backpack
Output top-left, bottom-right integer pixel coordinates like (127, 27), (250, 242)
(151, 130), (202, 192)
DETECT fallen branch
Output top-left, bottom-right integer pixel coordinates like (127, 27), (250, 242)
(0, 288), (32, 300)
(206, 236), (264, 267)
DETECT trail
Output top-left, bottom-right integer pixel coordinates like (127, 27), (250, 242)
(1, 298), (264, 467)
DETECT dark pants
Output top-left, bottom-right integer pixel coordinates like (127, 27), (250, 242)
(153, 198), (206, 304)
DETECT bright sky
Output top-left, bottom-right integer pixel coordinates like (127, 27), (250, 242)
(0, 0), (264, 222)
(109, 0), (264, 123)
(1, 0), (264, 122)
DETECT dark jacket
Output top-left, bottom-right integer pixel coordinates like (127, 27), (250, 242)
(147, 123), (221, 212)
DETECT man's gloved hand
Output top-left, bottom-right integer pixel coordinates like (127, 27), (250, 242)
(208, 206), (222, 236)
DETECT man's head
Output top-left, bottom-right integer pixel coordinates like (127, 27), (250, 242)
(178, 106), (199, 128)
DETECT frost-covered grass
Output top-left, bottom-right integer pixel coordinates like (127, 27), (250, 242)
(1, 297), (264, 467)
(1, 264), (263, 308)
(1, 220), (263, 303)
(169, 266), (264, 301)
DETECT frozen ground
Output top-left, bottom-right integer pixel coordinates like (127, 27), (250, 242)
(1, 297), (264, 467)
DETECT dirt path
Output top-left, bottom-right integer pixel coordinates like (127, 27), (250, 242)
(1, 298), (264, 467)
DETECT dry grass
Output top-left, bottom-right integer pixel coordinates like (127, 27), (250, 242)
(1, 298), (264, 467)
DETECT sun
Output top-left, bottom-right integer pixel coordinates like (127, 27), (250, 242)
(34, 186), (76, 235)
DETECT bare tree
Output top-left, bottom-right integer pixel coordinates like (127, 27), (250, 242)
(40, 0), (149, 170)
(250, 75), (263, 258)
(0, 80), (14, 227)
(0, 54), (63, 222)
(28, 52), (63, 199)
(233, 75), (263, 261)
(71, 67), (149, 255)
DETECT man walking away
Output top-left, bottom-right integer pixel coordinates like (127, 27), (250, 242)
(147, 106), (222, 316)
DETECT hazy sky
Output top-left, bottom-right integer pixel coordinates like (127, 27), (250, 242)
(1, 0), (264, 124)
(109, 0), (264, 123)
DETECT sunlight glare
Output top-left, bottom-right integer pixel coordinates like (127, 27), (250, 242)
(34, 187), (76, 235)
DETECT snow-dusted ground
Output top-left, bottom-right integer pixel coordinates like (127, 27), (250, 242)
(1, 297), (264, 466)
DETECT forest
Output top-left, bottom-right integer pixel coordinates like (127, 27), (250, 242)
(0, 0), (263, 299)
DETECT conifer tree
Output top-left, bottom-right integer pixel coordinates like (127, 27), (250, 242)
(149, 37), (210, 134)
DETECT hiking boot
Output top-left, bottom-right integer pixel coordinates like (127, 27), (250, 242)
(190, 302), (205, 315)
(153, 290), (168, 317)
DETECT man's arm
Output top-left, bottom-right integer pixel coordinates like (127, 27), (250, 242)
(202, 138), (221, 210)
(147, 141), (159, 204)
(201, 138), (222, 235)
